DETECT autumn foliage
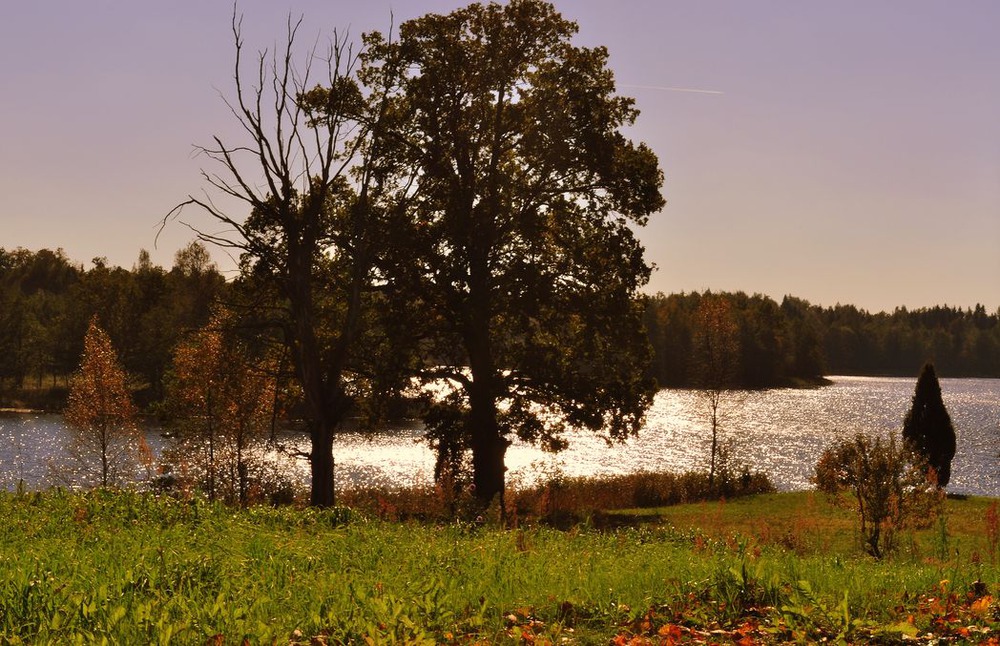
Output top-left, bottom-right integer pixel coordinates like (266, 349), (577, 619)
(166, 310), (280, 505)
(63, 316), (149, 487)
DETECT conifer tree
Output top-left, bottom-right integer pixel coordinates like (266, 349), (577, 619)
(902, 362), (957, 486)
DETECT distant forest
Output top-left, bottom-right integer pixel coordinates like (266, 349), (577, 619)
(0, 246), (224, 407)
(645, 292), (1000, 388)
(1, 247), (998, 408)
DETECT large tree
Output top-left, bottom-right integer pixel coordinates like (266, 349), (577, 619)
(365, 0), (664, 507)
(902, 362), (957, 486)
(165, 13), (396, 507)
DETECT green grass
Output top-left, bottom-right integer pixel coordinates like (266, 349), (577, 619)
(0, 489), (997, 644)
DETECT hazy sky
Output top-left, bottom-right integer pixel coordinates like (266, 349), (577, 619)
(2, 1), (998, 313)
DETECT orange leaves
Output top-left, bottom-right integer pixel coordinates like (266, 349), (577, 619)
(170, 309), (278, 432)
(972, 596), (995, 617)
(66, 317), (138, 433)
(204, 635), (249, 646)
(64, 316), (145, 487)
(603, 586), (1000, 645)
(657, 623), (683, 640)
(609, 604), (771, 645)
(165, 308), (280, 504)
(905, 586), (1000, 642)
(505, 607), (549, 644)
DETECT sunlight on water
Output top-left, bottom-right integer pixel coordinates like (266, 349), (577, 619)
(2, 377), (997, 496)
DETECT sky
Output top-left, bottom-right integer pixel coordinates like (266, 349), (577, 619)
(1, 1), (998, 313)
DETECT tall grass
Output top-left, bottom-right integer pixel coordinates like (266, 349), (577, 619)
(339, 468), (775, 525)
(0, 489), (997, 643)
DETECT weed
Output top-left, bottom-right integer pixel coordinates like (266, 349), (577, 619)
(0, 489), (997, 643)
(987, 500), (999, 565)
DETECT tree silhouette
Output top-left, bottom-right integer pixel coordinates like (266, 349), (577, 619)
(365, 0), (664, 508)
(164, 10), (395, 507)
(64, 316), (149, 488)
(902, 363), (957, 486)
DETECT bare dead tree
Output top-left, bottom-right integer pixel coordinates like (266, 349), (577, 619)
(162, 9), (390, 507)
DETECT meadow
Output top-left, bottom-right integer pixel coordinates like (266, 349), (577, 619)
(1, 487), (998, 644)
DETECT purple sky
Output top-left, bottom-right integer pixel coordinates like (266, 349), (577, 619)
(2, 1), (998, 313)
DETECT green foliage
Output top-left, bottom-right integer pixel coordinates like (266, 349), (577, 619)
(0, 244), (225, 409)
(2, 252), (998, 415)
(0, 248), (80, 391)
(646, 292), (1000, 389)
(903, 362), (958, 487)
(814, 432), (942, 558)
(0, 490), (997, 644)
(364, 0), (664, 505)
(646, 291), (827, 389)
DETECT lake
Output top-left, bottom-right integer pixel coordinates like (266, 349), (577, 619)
(2, 376), (997, 496)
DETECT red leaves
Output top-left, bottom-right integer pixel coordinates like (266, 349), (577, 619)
(602, 586), (1000, 645)
(505, 607), (548, 643)
(609, 605), (770, 645)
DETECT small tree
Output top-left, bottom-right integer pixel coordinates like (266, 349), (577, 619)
(815, 432), (940, 558)
(692, 295), (742, 489)
(166, 310), (278, 506)
(64, 316), (149, 488)
(902, 362), (957, 486)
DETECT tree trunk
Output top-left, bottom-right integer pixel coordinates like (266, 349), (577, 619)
(465, 296), (507, 510)
(471, 434), (507, 508)
(237, 435), (248, 508)
(207, 404), (216, 502)
(708, 391), (719, 489)
(309, 419), (336, 507)
(101, 436), (109, 487)
(468, 382), (507, 508)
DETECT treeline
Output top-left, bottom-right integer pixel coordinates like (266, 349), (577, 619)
(3, 247), (998, 407)
(645, 291), (1000, 388)
(0, 244), (225, 407)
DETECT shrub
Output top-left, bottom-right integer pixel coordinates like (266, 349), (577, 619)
(814, 432), (942, 558)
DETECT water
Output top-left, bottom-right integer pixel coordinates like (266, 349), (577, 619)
(2, 377), (997, 496)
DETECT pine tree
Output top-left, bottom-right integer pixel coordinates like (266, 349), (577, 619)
(902, 363), (957, 486)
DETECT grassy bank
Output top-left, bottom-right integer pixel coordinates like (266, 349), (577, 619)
(0, 490), (997, 644)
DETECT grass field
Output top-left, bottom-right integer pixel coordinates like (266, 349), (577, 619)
(0, 489), (997, 644)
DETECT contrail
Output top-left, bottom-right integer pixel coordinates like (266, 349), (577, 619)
(620, 84), (724, 95)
